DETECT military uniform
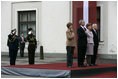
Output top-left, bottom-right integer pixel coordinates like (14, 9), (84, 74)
(7, 33), (19, 65)
(27, 34), (37, 65)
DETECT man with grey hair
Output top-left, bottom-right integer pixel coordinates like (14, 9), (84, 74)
(77, 19), (87, 67)
(91, 24), (99, 66)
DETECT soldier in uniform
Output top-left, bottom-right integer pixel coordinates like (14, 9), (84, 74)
(27, 28), (37, 65)
(7, 29), (19, 65)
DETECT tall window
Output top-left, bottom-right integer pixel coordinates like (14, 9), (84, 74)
(18, 11), (36, 37)
(97, 7), (100, 41)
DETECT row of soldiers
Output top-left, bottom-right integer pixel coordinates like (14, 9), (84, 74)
(7, 28), (37, 65)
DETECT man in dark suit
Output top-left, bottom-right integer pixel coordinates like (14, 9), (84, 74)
(77, 20), (87, 67)
(20, 33), (26, 57)
(91, 24), (99, 66)
(7, 29), (19, 65)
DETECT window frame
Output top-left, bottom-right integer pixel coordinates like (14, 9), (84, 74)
(18, 10), (36, 37)
(97, 6), (101, 42)
(97, 2), (104, 42)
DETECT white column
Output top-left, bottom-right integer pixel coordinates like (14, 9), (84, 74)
(83, 1), (89, 25)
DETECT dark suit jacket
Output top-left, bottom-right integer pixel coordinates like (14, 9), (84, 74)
(92, 29), (99, 46)
(77, 26), (87, 46)
(19, 36), (26, 46)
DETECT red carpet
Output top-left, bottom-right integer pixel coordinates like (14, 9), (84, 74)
(2, 62), (117, 70)
(2, 62), (117, 78)
(80, 72), (117, 78)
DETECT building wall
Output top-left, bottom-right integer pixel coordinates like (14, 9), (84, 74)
(11, 1), (42, 53)
(108, 1), (117, 54)
(97, 1), (109, 54)
(97, 1), (117, 55)
(1, 1), (70, 54)
(1, 1), (117, 56)
(41, 1), (70, 53)
(1, 1), (12, 52)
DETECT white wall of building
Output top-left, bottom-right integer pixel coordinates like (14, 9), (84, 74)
(108, 1), (117, 54)
(97, 1), (117, 55)
(1, 1), (117, 55)
(41, 1), (70, 53)
(1, 1), (70, 54)
(11, 1), (42, 53)
(97, 1), (109, 54)
(1, 1), (12, 52)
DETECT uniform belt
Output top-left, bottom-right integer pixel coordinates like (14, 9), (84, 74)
(29, 43), (35, 44)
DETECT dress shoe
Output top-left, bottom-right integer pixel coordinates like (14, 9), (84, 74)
(91, 64), (98, 66)
(68, 66), (73, 68)
(86, 64), (93, 66)
(78, 65), (86, 67)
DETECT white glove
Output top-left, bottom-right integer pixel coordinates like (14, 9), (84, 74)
(28, 31), (32, 34)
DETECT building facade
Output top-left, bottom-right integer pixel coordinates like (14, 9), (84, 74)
(1, 1), (117, 59)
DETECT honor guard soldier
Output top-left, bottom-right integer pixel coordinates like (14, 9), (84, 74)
(27, 28), (37, 65)
(7, 29), (19, 65)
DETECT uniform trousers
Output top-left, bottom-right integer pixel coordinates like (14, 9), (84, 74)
(28, 44), (36, 65)
(9, 49), (18, 65)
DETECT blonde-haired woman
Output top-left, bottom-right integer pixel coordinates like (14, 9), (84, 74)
(86, 23), (94, 66)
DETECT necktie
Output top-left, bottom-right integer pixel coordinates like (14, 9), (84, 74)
(22, 37), (24, 42)
(94, 30), (97, 35)
(84, 27), (86, 31)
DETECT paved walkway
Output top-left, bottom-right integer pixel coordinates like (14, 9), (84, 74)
(1, 55), (66, 78)
(1, 55), (66, 66)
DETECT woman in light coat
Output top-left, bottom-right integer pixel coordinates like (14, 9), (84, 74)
(85, 23), (94, 66)
(66, 22), (76, 68)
